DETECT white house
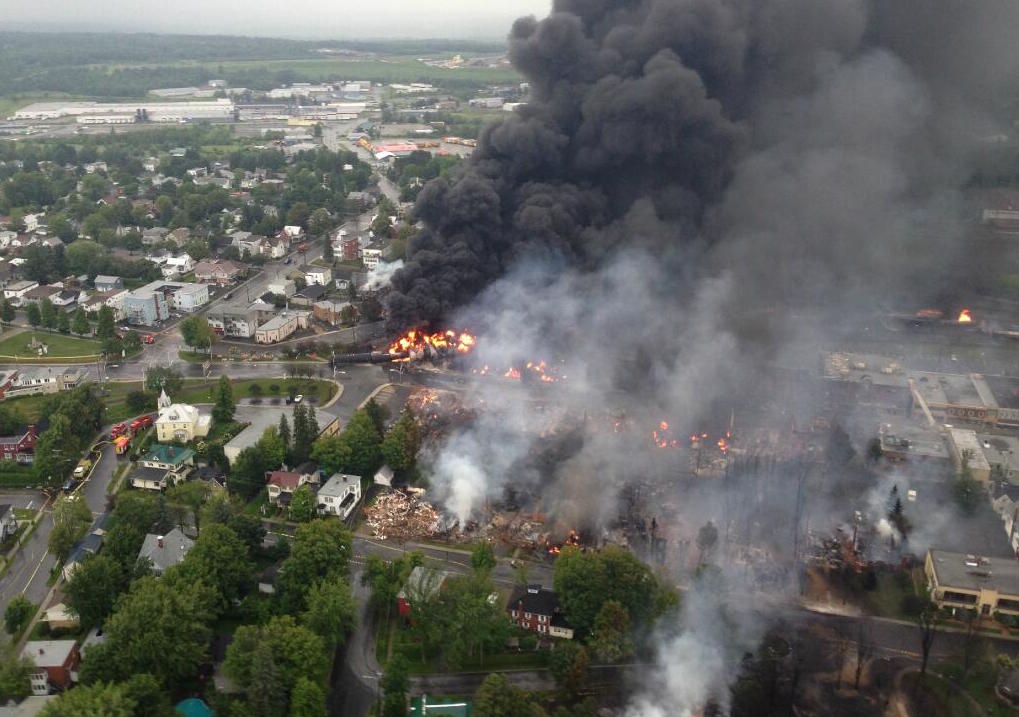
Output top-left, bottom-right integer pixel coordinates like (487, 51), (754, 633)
(305, 266), (332, 286)
(362, 248), (383, 270)
(155, 390), (211, 442)
(267, 279), (296, 298)
(3, 280), (39, 306)
(283, 225), (304, 240)
(82, 289), (128, 320)
(23, 214), (43, 232)
(161, 253), (195, 278)
(317, 473), (362, 520)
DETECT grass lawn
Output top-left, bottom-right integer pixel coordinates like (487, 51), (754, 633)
(903, 672), (984, 717)
(175, 378), (336, 405)
(0, 331), (102, 359)
(863, 568), (923, 619)
(0, 462), (40, 488)
(936, 663), (1019, 717)
(244, 490), (270, 518)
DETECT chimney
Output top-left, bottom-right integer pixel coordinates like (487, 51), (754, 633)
(157, 535), (164, 548)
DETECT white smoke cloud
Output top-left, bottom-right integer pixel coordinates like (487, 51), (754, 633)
(364, 259), (404, 291)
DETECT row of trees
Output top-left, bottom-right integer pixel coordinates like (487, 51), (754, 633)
(310, 401), (421, 484)
(33, 385), (105, 486)
(228, 402), (319, 500)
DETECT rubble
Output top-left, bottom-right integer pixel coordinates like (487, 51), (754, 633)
(363, 489), (443, 542)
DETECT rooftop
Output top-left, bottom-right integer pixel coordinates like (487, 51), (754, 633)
(138, 528), (194, 573)
(929, 549), (1019, 596)
(22, 640), (76, 668)
(267, 470), (301, 490)
(318, 473), (360, 498)
(508, 585), (559, 616)
(142, 444), (195, 466)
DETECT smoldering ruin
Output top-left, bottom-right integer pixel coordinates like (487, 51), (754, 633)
(367, 0), (1019, 714)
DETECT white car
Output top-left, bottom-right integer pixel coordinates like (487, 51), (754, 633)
(294, 394), (304, 404)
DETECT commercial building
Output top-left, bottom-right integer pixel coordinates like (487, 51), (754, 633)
(5, 368), (85, 398)
(124, 290), (169, 326)
(254, 311), (309, 344)
(12, 99), (235, 122)
(947, 428), (992, 483)
(126, 281), (209, 324)
(925, 549), (1019, 617)
(207, 301), (258, 338)
(316, 473), (362, 520)
(225, 407), (335, 465)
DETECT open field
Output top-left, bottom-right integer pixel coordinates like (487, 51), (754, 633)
(0, 332), (102, 359)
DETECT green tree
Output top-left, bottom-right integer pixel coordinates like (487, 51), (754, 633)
(123, 330), (142, 354)
(228, 445), (268, 500)
(286, 202), (311, 228)
(0, 300), (14, 324)
(322, 233), (334, 263)
(57, 310), (70, 334)
(71, 306), (90, 336)
(258, 426), (286, 469)
(126, 390), (155, 415)
(65, 240), (106, 275)
(122, 673), (175, 717)
(589, 600), (634, 663)
(335, 408), (382, 477)
(38, 681), (136, 717)
(224, 616), (327, 709)
(49, 494), (93, 560)
(4, 595), (35, 636)
(144, 366), (183, 395)
(167, 480), (211, 535)
(302, 576), (357, 649)
(290, 676), (328, 717)
(474, 673), (539, 717)
(212, 375), (235, 424)
(40, 298), (57, 330)
(81, 576), (215, 687)
(25, 302), (41, 328)
(291, 403), (318, 465)
(381, 655), (410, 717)
(309, 435), (352, 476)
(381, 409), (420, 474)
(179, 314), (216, 353)
(550, 643), (589, 703)
(0, 654), (34, 702)
(96, 305), (116, 340)
(278, 413), (292, 450)
(177, 523), (254, 612)
(276, 520), (352, 613)
(361, 553), (422, 624)
(66, 553), (125, 628)
(308, 208), (332, 237)
(289, 484), (317, 523)
(471, 541), (497, 576)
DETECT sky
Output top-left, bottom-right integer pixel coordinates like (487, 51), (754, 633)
(3, 0), (553, 40)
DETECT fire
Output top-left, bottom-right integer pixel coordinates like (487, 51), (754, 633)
(548, 529), (582, 555)
(652, 420), (680, 448)
(957, 309), (972, 323)
(388, 329), (477, 358)
(500, 359), (563, 383)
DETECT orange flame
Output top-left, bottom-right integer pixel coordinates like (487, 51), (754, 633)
(388, 329), (477, 357)
(958, 309), (972, 323)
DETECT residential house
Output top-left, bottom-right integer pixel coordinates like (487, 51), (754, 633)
(207, 302), (258, 338)
(230, 231), (266, 257)
(82, 289), (128, 320)
(925, 549), (1019, 617)
(170, 283), (210, 312)
(224, 409), (291, 464)
(264, 235), (287, 259)
(305, 266), (332, 286)
(155, 391), (211, 442)
(141, 227), (170, 246)
(398, 566), (452, 619)
(42, 603), (79, 631)
(161, 253), (195, 279)
(168, 227), (191, 245)
(316, 473), (362, 520)
(3, 280), (39, 306)
(267, 279), (296, 298)
(131, 444), (195, 490)
(0, 504), (17, 540)
(22, 641), (80, 695)
(258, 564), (282, 595)
(266, 466), (320, 507)
(22, 214), (43, 232)
(21, 285), (61, 306)
(255, 311), (309, 344)
(339, 235), (360, 261)
(192, 465), (227, 492)
(93, 275), (124, 292)
(0, 230), (17, 250)
(0, 425), (38, 464)
(508, 585), (574, 640)
(62, 532), (103, 581)
(283, 225), (304, 240)
(6, 368), (85, 398)
(194, 259), (243, 285)
(312, 299), (353, 326)
(362, 247), (383, 270)
(137, 529), (194, 575)
(289, 284), (327, 307)
(51, 289), (79, 308)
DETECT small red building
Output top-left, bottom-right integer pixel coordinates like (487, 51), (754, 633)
(22, 640), (80, 695)
(508, 585), (574, 640)
(397, 566), (451, 620)
(0, 424), (38, 463)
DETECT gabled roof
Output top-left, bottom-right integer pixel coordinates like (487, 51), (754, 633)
(507, 585), (559, 617)
(267, 471), (301, 490)
(142, 444), (195, 466)
(138, 528), (194, 573)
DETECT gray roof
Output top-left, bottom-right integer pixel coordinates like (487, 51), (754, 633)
(318, 473), (360, 499)
(138, 528), (194, 573)
(22, 640), (76, 668)
(928, 549), (1019, 596)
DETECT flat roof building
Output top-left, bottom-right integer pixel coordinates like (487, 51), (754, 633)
(926, 549), (1019, 617)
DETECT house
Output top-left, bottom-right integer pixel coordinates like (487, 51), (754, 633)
(925, 549), (1019, 617)
(42, 603), (80, 631)
(266, 466), (319, 506)
(230, 231), (266, 257)
(5, 368), (85, 398)
(254, 311), (309, 344)
(170, 283), (210, 312)
(131, 444), (195, 490)
(508, 585), (574, 639)
(161, 253), (195, 278)
(316, 473), (362, 520)
(283, 225), (304, 240)
(289, 284), (327, 307)
(22, 213), (43, 232)
(224, 409), (292, 464)
(137, 529), (194, 575)
(155, 391), (211, 442)
(22, 641), (80, 695)
(168, 227), (191, 245)
(339, 235), (360, 261)
(398, 566), (452, 619)
(51, 289), (79, 307)
(362, 247), (383, 270)
(62, 531), (104, 581)
(82, 289), (128, 320)
(93, 275), (124, 292)
(305, 266), (332, 286)
(3, 280), (39, 306)
(267, 279), (296, 299)
(21, 285), (61, 305)
(207, 302), (258, 338)
(0, 425), (38, 463)
(264, 235), (287, 259)
(0, 504), (17, 541)
(313, 299), (353, 326)
(194, 259), (243, 285)
(192, 465), (227, 491)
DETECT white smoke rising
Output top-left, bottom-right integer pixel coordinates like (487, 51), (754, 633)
(364, 259), (404, 291)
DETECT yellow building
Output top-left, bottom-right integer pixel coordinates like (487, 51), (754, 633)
(154, 390), (211, 443)
(925, 549), (1019, 617)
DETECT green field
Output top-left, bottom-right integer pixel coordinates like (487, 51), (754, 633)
(0, 331), (102, 360)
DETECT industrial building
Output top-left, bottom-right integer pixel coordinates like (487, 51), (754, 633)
(254, 311), (309, 344)
(12, 99), (235, 122)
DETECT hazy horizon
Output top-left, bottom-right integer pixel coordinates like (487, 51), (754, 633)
(3, 0), (552, 40)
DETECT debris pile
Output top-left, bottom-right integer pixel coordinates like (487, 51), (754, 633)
(364, 489), (442, 542)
